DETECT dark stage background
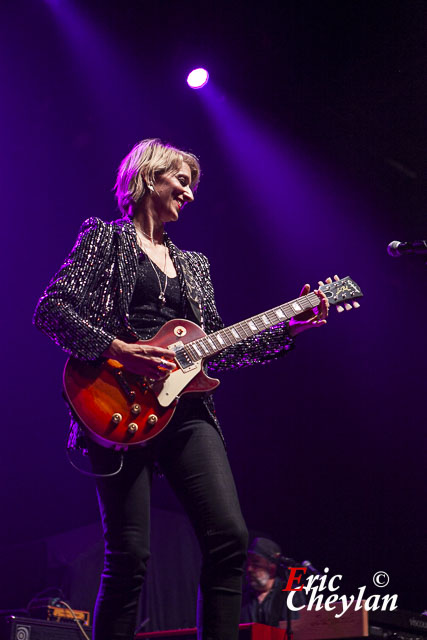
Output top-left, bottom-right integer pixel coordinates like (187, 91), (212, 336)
(1, 0), (426, 621)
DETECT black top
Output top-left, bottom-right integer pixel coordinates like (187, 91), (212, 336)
(128, 251), (182, 339)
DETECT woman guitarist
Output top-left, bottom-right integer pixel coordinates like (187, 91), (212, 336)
(33, 138), (329, 640)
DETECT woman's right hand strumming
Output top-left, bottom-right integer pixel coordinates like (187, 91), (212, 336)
(103, 339), (176, 380)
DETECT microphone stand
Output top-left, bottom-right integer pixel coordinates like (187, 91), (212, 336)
(277, 557), (296, 640)
(277, 557), (320, 638)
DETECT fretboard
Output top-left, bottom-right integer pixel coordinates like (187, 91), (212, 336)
(182, 291), (320, 363)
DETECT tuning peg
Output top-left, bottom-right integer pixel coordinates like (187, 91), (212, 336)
(342, 301), (361, 311)
(336, 305), (345, 313)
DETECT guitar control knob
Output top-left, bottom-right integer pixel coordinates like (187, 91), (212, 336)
(131, 403), (142, 416)
(127, 423), (138, 434)
(111, 413), (122, 425)
(147, 414), (158, 426)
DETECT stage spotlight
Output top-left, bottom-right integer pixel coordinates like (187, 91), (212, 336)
(187, 68), (209, 89)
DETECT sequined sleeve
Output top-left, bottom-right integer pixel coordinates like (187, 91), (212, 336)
(33, 217), (117, 360)
(188, 252), (295, 373)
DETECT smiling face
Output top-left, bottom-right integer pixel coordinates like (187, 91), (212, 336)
(149, 161), (194, 223)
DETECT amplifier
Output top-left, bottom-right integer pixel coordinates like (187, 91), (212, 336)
(0, 616), (92, 640)
(29, 605), (90, 626)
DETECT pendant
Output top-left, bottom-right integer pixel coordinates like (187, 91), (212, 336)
(158, 292), (166, 306)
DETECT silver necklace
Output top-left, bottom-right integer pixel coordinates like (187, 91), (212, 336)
(149, 254), (168, 307)
(136, 227), (156, 243)
(135, 229), (168, 307)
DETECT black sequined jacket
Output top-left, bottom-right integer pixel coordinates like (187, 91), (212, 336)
(33, 217), (294, 435)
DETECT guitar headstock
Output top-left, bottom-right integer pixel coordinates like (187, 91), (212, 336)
(319, 276), (363, 310)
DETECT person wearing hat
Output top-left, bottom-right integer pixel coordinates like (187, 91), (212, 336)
(240, 537), (305, 626)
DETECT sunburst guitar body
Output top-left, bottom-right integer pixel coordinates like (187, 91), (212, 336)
(63, 319), (219, 449)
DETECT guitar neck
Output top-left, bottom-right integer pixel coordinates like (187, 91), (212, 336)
(185, 291), (320, 362)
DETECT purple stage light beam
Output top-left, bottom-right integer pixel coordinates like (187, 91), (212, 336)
(187, 68), (209, 89)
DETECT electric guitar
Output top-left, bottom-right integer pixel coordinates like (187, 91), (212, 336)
(63, 276), (363, 449)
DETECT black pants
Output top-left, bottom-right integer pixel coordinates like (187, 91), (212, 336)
(88, 398), (248, 640)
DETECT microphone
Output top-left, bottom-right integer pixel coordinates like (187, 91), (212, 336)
(302, 560), (322, 575)
(387, 240), (427, 257)
(280, 556), (298, 566)
(277, 556), (299, 574)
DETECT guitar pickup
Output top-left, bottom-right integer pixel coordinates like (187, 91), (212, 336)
(113, 369), (136, 401)
(168, 341), (198, 372)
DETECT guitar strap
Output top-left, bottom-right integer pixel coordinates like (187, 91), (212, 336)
(167, 241), (203, 327)
(175, 254), (203, 325)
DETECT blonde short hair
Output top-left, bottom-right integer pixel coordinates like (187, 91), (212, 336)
(114, 138), (201, 216)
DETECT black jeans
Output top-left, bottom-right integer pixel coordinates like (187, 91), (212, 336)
(88, 398), (248, 640)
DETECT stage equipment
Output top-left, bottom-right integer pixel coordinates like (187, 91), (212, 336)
(0, 616), (92, 640)
(136, 623), (285, 639)
(281, 606), (427, 640)
(187, 68), (209, 88)
(28, 602), (90, 626)
(134, 612), (427, 640)
(387, 240), (427, 257)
